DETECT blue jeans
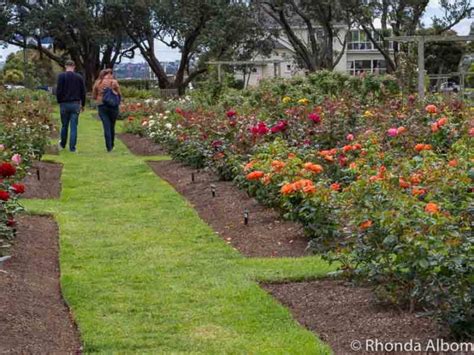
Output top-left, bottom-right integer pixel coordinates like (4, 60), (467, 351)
(60, 102), (81, 152)
(98, 104), (119, 151)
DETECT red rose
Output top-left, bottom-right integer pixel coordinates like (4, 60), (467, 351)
(0, 162), (16, 177)
(11, 183), (25, 194)
(250, 122), (269, 136)
(0, 190), (10, 201)
(6, 218), (15, 227)
(270, 120), (288, 134)
(226, 110), (237, 118)
(308, 112), (321, 123)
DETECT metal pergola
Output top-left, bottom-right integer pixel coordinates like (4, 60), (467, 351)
(387, 35), (474, 99)
(206, 60), (283, 86)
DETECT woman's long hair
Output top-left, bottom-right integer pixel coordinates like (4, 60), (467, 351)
(97, 68), (113, 83)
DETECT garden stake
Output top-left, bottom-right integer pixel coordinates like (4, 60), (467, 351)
(244, 209), (249, 225)
(36, 168), (40, 181)
(191, 172), (195, 183)
(211, 184), (216, 198)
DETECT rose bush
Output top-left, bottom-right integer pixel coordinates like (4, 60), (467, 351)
(0, 89), (53, 254)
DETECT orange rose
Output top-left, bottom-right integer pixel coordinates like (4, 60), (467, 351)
(397, 126), (407, 134)
(369, 175), (381, 182)
(288, 153), (297, 159)
(271, 160), (286, 172)
(303, 184), (316, 194)
(304, 163), (324, 174)
(425, 104), (437, 114)
(262, 174), (272, 185)
(410, 173), (422, 185)
(415, 143), (425, 152)
(425, 202), (439, 214)
(412, 188), (427, 196)
(349, 162), (357, 170)
(330, 183), (341, 191)
(415, 144), (431, 152)
(359, 220), (373, 229)
(294, 179), (313, 190)
(246, 171), (264, 181)
(437, 117), (448, 126)
(323, 155), (334, 162)
(343, 145), (353, 153)
(244, 160), (257, 171)
(431, 123), (439, 133)
(448, 159), (458, 167)
(399, 178), (410, 189)
(353, 143), (362, 150)
(280, 183), (296, 195)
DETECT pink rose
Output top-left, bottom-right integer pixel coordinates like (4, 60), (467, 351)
(11, 154), (22, 165)
(346, 134), (354, 141)
(387, 128), (398, 137)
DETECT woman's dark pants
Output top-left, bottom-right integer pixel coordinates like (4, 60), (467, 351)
(98, 104), (119, 152)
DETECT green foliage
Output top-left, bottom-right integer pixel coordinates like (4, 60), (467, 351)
(110, 0), (265, 93)
(3, 69), (24, 85)
(2, 50), (60, 87)
(120, 86), (156, 99)
(0, 89), (53, 253)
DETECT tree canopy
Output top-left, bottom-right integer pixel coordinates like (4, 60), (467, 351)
(111, 0), (263, 94)
(254, 0), (352, 72)
(0, 0), (133, 88)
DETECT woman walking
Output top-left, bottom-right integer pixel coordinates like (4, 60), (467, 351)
(92, 69), (122, 152)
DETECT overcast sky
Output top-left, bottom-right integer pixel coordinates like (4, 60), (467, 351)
(0, 0), (472, 63)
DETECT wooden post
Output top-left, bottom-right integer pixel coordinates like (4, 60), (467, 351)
(417, 36), (425, 100)
(217, 64), (222, 83)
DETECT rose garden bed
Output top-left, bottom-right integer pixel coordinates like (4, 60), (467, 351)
(263, 280), (442, 354)
(0, 215), (81, 353)
(21, 161), (63, 199)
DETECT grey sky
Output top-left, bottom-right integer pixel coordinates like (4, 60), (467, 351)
(0, 0), (472, 63)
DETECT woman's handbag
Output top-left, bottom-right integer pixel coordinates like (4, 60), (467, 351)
(103, 87), (121, 108)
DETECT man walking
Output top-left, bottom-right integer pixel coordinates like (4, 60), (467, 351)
(56, 60), (86, 153)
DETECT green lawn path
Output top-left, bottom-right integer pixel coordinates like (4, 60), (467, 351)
(23, 110), (337, 353)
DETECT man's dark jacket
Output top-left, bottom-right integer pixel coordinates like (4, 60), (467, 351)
(56, 71), (86, 107)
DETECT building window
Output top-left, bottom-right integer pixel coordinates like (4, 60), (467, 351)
(372, 59), (386, 74)
(347, 59), (386, 75)
(286, 64), (291, 72)
(347, 30), (393, 51)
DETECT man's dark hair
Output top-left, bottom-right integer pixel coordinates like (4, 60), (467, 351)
(65, 59), (75, 67)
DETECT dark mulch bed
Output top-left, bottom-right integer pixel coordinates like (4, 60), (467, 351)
(0, 215), (82, 353)
(21, 161), (63, 199)
(117, 133), (167, 156)
(148, 160), (309, 257)
(263, 280), (443, 355)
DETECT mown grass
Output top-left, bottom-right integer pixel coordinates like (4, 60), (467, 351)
(23, 110), (336, 353)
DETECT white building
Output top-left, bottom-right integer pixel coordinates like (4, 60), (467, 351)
(235, 26), (393, 87)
